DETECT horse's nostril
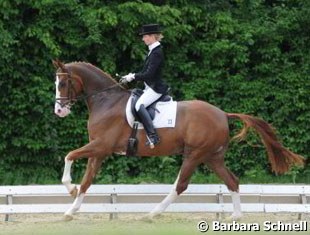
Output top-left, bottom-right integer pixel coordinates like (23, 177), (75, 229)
(57, 109), (62, 113)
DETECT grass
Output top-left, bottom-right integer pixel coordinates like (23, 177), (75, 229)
(1, 213), (309, 235)
(2, 214), (196, 235)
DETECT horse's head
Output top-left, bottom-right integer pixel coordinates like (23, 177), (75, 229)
(53, 60), (83, 117)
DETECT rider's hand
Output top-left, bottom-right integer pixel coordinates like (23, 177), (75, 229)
(121, 73), (135, 83)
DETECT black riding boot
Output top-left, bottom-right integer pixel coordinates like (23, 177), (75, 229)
(137, 105), (160, 148)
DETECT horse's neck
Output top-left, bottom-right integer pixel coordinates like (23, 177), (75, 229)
(87, 89), (130, 117)
(73, 63), (115, 95)
(83, 75), (114, 96)
(71, 63), (130, 117)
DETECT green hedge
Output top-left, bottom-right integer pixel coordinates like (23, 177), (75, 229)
(0, 0), (309, 185)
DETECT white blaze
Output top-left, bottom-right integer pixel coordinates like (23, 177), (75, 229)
(54, 75), (71, 117)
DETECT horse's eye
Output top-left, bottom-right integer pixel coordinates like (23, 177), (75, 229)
(58, 81), (66, 89)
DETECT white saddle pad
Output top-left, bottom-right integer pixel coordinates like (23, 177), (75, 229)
(126, 96), (177, 129)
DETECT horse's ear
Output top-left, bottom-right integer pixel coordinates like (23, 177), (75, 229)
(52, 59), (60, 69)
(52, 59), (66, 71)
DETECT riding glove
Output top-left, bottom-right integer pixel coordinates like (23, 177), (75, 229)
(121, 73), (135, 83)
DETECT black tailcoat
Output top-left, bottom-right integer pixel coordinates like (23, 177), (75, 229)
(135, 45), (169, 94)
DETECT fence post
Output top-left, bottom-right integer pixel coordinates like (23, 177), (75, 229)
(298, 194), (307, 220)
(5, 195), (13, 222)
(109, 193), (118, 220)
(216, 193), (224, 220)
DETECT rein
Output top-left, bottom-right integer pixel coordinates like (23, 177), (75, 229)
(76, 82), (123, 100)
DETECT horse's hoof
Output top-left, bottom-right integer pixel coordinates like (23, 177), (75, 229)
(70, 186), (78, 198)
(63, 214), (74, 221)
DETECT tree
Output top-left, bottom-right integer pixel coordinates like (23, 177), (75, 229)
(0, 0), (308, 184)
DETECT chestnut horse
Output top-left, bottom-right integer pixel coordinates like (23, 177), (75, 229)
(53, 60), (304, 221)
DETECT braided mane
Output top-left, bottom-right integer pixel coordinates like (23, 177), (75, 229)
(68, 61), (117, 83)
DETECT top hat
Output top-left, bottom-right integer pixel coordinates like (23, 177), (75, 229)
(139, 24), (162, 35)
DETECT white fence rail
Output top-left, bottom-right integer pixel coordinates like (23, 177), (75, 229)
(0, 184), (309, 221)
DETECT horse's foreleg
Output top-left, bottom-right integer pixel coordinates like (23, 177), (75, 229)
(64, 157), (105, 221)
(60, 140), (106, 221)
(62, 157), (77, 197)
(64, 193), (86, 221)
(79, 157), (104, 193)
(61, 140), (102, 196)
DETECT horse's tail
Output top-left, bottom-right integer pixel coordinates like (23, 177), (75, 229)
(227, 113), (305, 174)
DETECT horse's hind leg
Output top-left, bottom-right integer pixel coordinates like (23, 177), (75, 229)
(206, 155), (242, 220)
(148, 172), (180, 219)
(148, 156), (199, 219)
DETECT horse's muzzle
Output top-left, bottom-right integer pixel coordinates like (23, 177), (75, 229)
(55, 103), (71, 117)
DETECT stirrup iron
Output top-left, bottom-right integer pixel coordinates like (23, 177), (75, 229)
(146, 135), (155, 149)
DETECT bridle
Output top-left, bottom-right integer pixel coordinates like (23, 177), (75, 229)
(55, 70), (124, 108)
(55, 71), (79, 108)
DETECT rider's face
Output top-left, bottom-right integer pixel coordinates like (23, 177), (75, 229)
(142, 34), (156, 46)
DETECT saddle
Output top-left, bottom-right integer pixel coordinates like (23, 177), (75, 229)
(130, 88), (172, 122)
(126, 88), (172, 156)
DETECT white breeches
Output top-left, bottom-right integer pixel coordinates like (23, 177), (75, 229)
(135, 85), (162, 111)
